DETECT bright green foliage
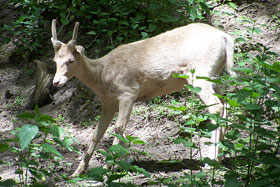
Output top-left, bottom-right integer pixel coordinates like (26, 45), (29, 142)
(19, 124), (39, 150)
(2, 0), (210, 59)
(68, 134), (150, 186)
(0, 106), (79, 186)
(161, 15), (280, 186)
(221, 28), (280, 185)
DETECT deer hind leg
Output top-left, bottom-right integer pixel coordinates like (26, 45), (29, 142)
(192, 79), (225, 160)
(72, 102), (117, 177)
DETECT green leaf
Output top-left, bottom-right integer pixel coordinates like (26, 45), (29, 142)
(233, 67), (254, 73)
(17, 112), (34, 119)
(226, 129), (240, 140)
(119, 20), (128, 26)
(236, 89), (251, 103)
(0, 143), (9, 152)
(38, 126), (50, 134)
(206, 123), (219, 132)
(185, 85), (201, 94)
(270, 167), (280, 175)
(167, 106), (186, 111)
(19, 124), (39, 149)
(87, 167), (107, 181)
(271, 83), (280, 92)
(34, 104), (40, 116)
(245, 104), (261, 110)
(174, 138), (195, 148)
(225, 173), (242, 187)
(125, 135), (139, 142)
(113, 134), (129, 145)
(168, 0), (176, 4)
(108, 145), (128, 156)
(133, 140), (146, 145)
(149, 3), (161, 10)
(42, 143), (63, 158)
(38, 114), (56, 124)
(272, 61), (280, 72)
(0, 179), (17, 186)
(189, 7), (198, 21)
(108, 173), (126, 182)
(228, 99), (240, 107)
(213, 10), (222, 16)
(194, 172), (207, 178)
(98, 149), (111, 157)
(250, 180), (272, 187)
(87, 31), (96, 35)
(147, 24), (157, 32)
(15, 168), (23, 174)
(64, 137), (74, 147)
(256, 157), (280, 165)
(236, 37), (246, 44)
(221, 140), (235, 151)
(231, 123), (251, 132)
(50, 125), (64, 139)
(203, 157), (218, 167)
(253, 27), (261, 34)
(161, 16), (178, 23)
(60, 13), (69, 26)
(196, 76), (222, 84)
(66, 177), (84, 184)
(173, 73), (189, 79)
(116, 160), (130, 171)
(131, 165), (150, 177)
(131, 24), (138, 29)
(229, 2), (238, 10)
(141, 32), (148, 38)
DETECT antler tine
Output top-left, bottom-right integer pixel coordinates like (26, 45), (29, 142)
(72, 22), (80, 41)
(51, 19), (57, 41)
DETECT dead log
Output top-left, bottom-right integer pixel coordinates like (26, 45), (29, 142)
(25, 60), (56, 109)
(0, 40), (17, 63)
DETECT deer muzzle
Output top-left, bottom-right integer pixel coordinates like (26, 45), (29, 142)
(53, 74), (68, 87)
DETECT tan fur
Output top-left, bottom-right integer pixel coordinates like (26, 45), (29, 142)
(51, 19), (235, 176)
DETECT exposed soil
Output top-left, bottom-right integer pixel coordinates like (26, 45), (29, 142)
(1, 0), (280, 186)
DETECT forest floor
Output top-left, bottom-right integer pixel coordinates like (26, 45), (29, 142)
(1, 0), (280, 186)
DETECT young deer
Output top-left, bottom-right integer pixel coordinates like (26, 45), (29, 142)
(51, 19), (235, 176)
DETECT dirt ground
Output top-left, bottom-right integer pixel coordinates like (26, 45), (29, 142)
(1, 0), (280, 186)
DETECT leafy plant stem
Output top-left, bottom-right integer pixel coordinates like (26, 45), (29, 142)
(274, 138), (280, 158)
(88, 33), (100, 48)
(25, 148), (30, 185)
(247, 95), (255, 185)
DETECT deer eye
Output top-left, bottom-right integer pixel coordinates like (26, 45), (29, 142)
(68, 59), (75, 64)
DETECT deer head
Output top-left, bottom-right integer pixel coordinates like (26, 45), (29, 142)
(51, 19), (84, 86)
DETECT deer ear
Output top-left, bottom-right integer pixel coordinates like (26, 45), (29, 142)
(76, 45), (85, 55)
(51, 38), (63, 51)
(68, 40), (76, 53)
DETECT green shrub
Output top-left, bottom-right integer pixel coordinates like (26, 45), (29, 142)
(3, 0), (211, 59)
(0, 106), (79, 186)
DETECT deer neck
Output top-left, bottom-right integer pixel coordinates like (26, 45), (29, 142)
(75, 55), (104, 92)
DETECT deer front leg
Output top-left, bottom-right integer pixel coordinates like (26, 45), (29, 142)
(72, 102), (117, 177)
(112, 93), (136, 146)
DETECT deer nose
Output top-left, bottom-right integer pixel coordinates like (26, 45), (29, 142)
(53, 81), (59, 86)
(53, 76), (68, 87)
